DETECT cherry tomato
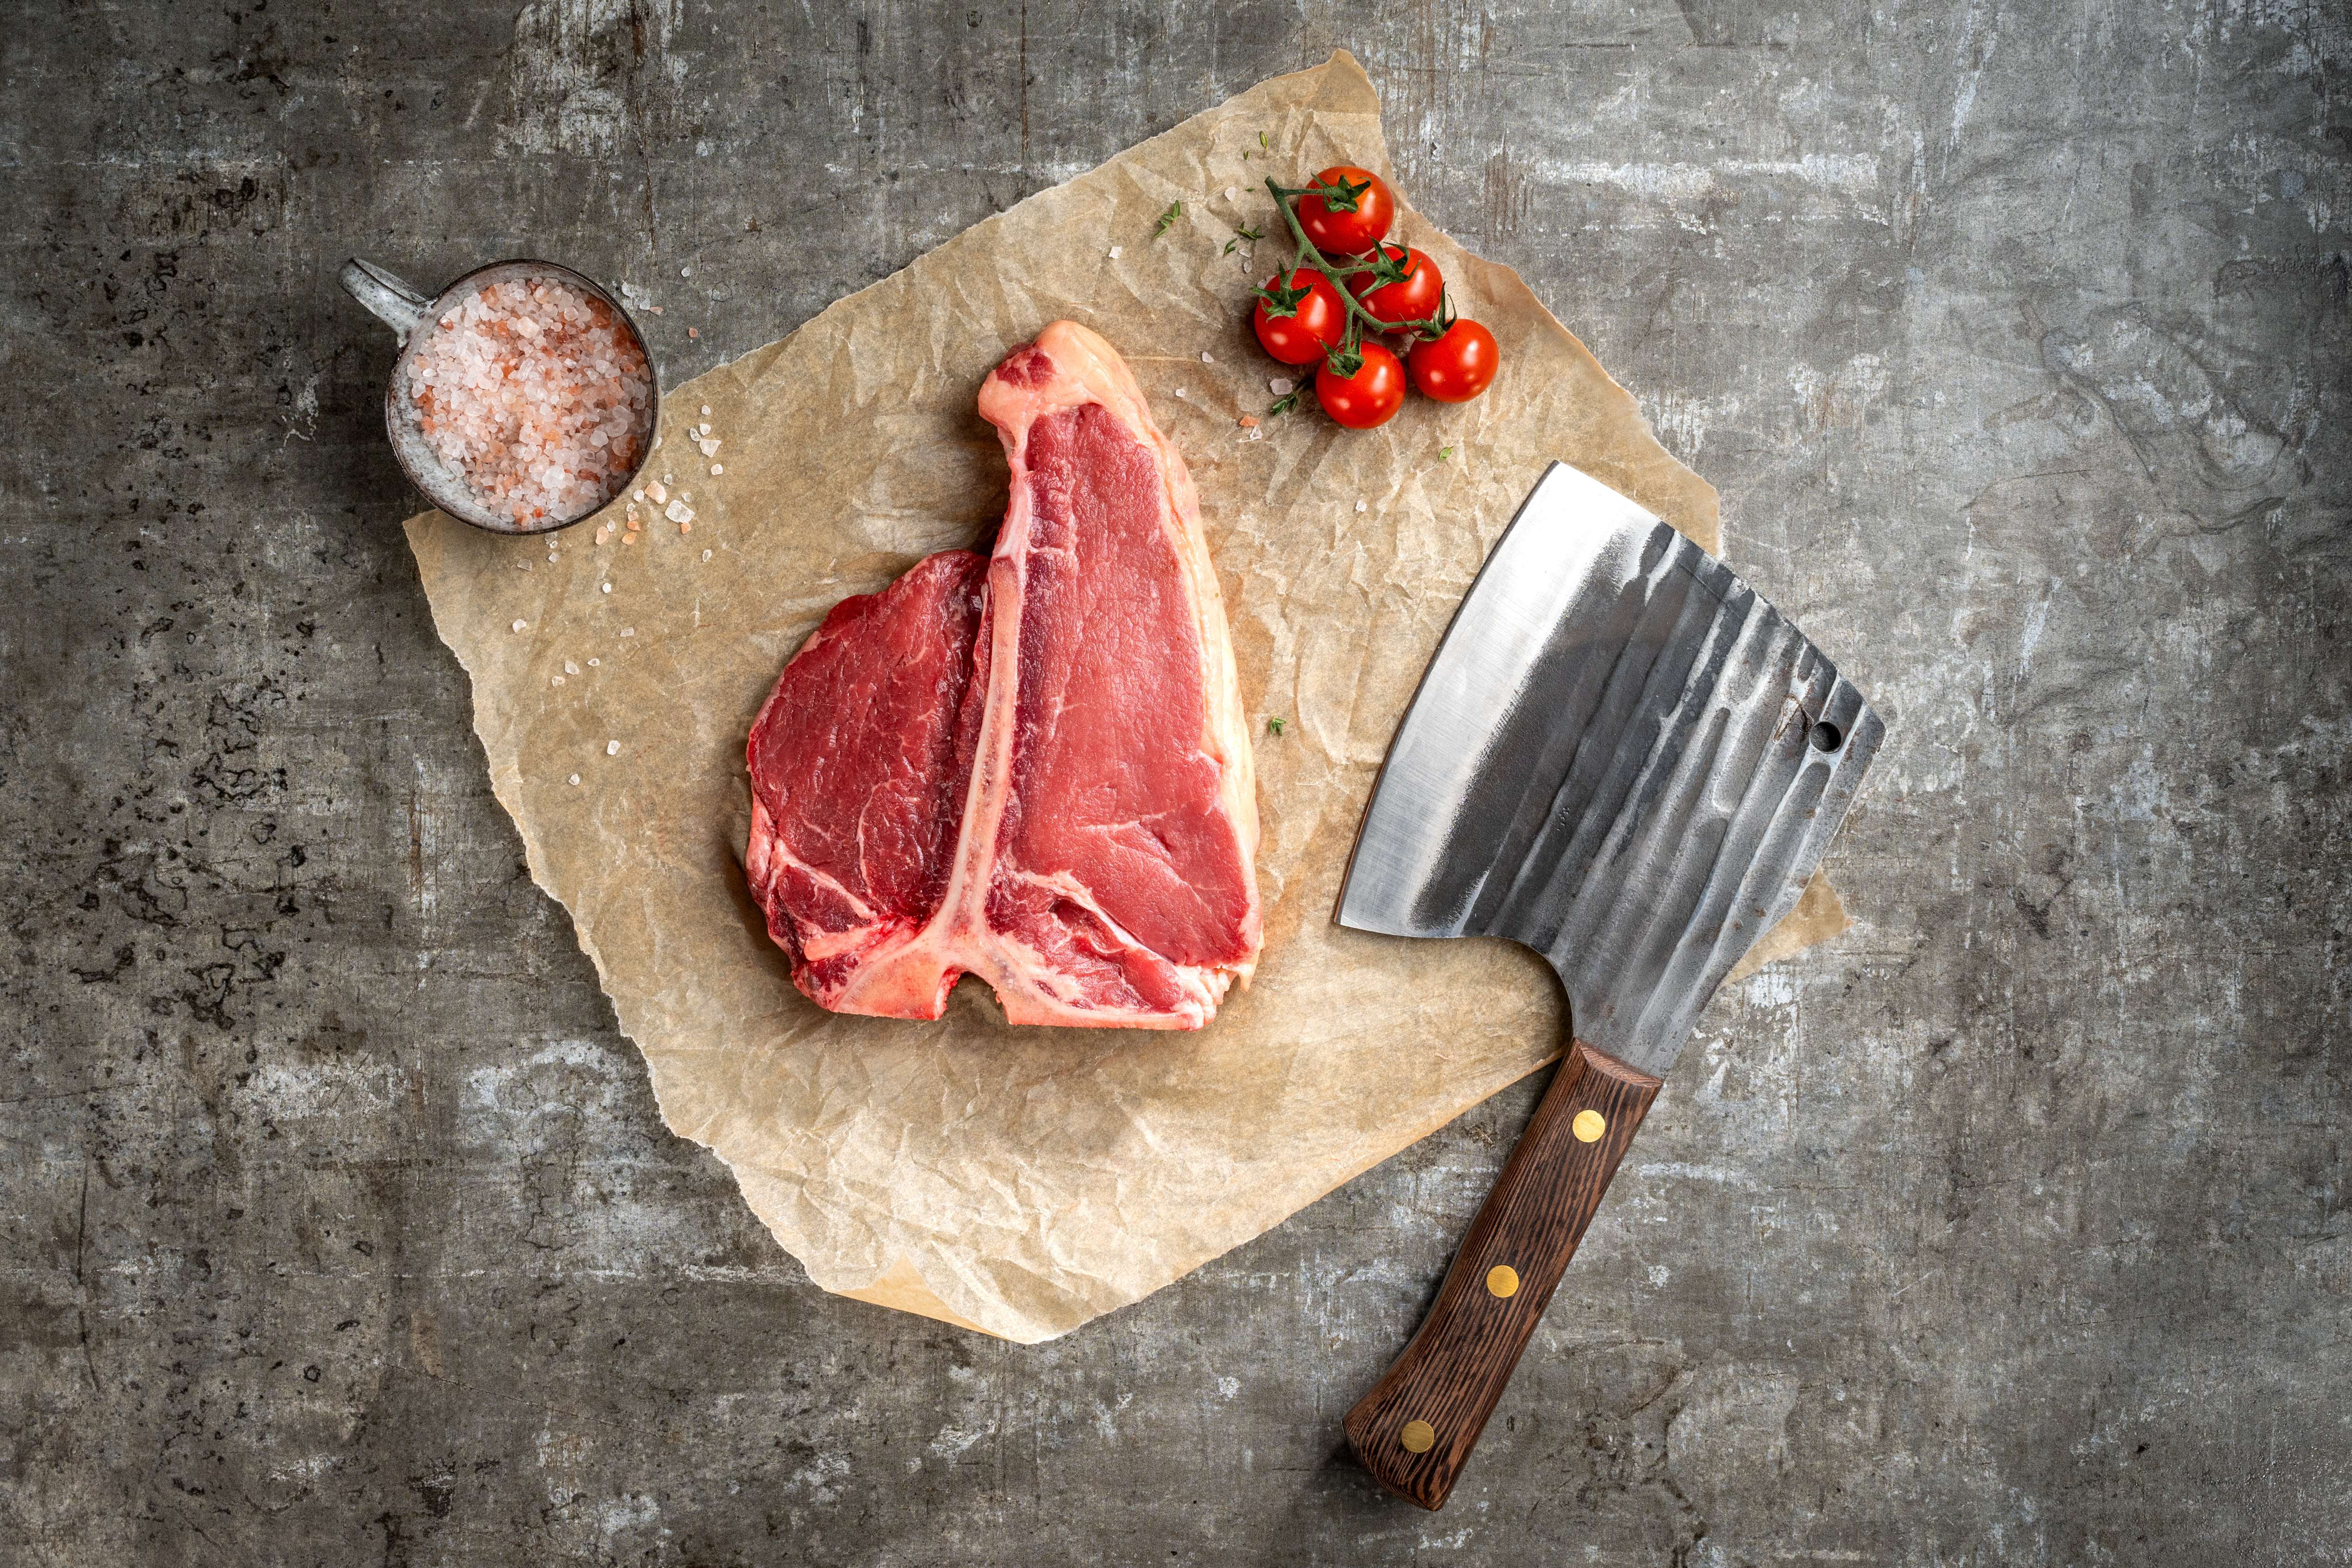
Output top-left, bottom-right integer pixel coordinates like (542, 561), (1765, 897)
(1315, 343), (1407, 429)
(1251, 267), (1347, 365)
(1296, 166), (1394, 257)
(1407, 320), (1500, 403)
(1347, 244), (1444, 328)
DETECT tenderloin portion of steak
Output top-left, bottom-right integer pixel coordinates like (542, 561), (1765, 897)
(745, 321), (1261, 1030)
(744, 549), (991, 1018)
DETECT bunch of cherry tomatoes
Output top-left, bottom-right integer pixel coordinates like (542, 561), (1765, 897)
(1247, 166), (1501, 430)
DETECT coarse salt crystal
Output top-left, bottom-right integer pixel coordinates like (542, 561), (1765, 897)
(607, 740), (620, 755)
(681, 266), (692, 278)
(701, 549), (713, 561)
(1355, 499), (1368, 513)
(697, 422), (711, 436)
(1270, 377), (1295, 395)
(680, 520), (693, 533)
(620, 627), (636, 638)
(551, 675), (565, 686)
(564, 660), (579, 674)
(633, 490), (644, 501)
(569, 774), (581, 786)
(710, 463), (722, 475)
(1200, 351), (1214, 363)
(688, 327), (699, 339)
(512, 619), (528, 633)
(665, 499), (695, 524)
(1107, 245), (1122, 259)
(646, 481), (667, 504)
(700, 405), (710, 416)
(588, 658), (600, 666)
(697, 436), (719, 457)
(601, 582), (613, 593)
(1224, 185), (1239, 201)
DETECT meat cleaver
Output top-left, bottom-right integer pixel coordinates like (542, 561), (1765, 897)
(1336, 461), (1882, 1510)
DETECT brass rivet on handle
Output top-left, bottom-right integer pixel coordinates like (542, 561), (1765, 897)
(1485, 1265), (1520, 1298)
(1572, 1109), (1607, 1142)
(1400, 1420), (1437, 1454)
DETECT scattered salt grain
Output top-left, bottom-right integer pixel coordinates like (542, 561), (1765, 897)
(632, 489), (645, 501)
(401, 275), (652, 528)
(1270, 377), (1295, 396)
(564, 660), (579, 675)
(701, 549), (713, 561)
(646, 481), (668, 504)
(697, 436), (720, 457)
(697, 422), (711, 436)
(701, 405), (711, 416)
(1355, 499), (1368, 513)
(1224, 185), (1239, 202)
(1246, 427), (1264, 442)
(680, 520), (693, 534)
(601, 582), (613, 593)
(623, 533), (637, 546)
(1107, 245), (1122, 259)
(1200, 351), (1214, 363)
(1238, 415), (1258, 428)
(688, 327), (699, 339)
(710, 463), (723, 475)
(551, 675), (565, 687)
(511, 619), (528, 633)
(620, 627), (636, 638)
(607, 740), (620, 755)
(681, 266), (692, 278)
(588, 658), (600, 666)
(665, 499), (695, 525)
(569, 774), (581, 786)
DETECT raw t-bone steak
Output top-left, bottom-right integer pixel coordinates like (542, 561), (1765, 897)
(745, 321), (1262, 1029)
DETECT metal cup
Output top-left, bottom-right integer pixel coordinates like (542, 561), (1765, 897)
(340, 256), (660, 536)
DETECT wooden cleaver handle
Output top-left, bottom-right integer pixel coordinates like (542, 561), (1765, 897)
(1343, 1040), (1661, 1510)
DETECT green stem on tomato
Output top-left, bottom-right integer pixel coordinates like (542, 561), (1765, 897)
(1260, 176), (1448, 358)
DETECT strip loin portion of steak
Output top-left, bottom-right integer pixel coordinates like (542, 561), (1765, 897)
(746, 321), (1261, 1030)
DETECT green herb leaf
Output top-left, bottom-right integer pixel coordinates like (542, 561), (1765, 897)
(1259, 131), (1269, 149)
(1265, 716), (1286, 736)
(1438, 446), (1454, 461)
(1154, 199), (1184, 238)
(1234, 224), (1264, 242)
(1267, 390), (1300, 417)
(1224, 238), (1237, 255)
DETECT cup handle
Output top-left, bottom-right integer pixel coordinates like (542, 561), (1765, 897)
(339, 257), (431, 341)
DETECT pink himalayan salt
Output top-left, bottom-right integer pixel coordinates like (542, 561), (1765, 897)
(405, 278), (653, 528)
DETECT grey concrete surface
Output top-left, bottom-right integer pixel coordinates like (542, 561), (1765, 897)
(3, 0), (2346, 1563)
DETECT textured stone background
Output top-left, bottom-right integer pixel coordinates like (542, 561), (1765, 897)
(3, 1), (2347, 1563)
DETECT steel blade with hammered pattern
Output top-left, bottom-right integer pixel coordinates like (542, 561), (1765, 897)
(1334, 461), (1882, 1510)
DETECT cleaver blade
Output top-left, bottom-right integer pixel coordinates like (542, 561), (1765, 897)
(1335, 461), (1881, 1510)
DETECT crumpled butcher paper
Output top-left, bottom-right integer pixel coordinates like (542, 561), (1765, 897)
(403, 51), (1854, 1342)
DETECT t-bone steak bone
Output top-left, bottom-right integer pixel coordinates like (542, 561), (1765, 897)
(746, 321), (1262, 1029)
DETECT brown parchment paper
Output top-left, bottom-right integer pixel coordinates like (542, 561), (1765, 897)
(404, 52), (1851, 1344)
